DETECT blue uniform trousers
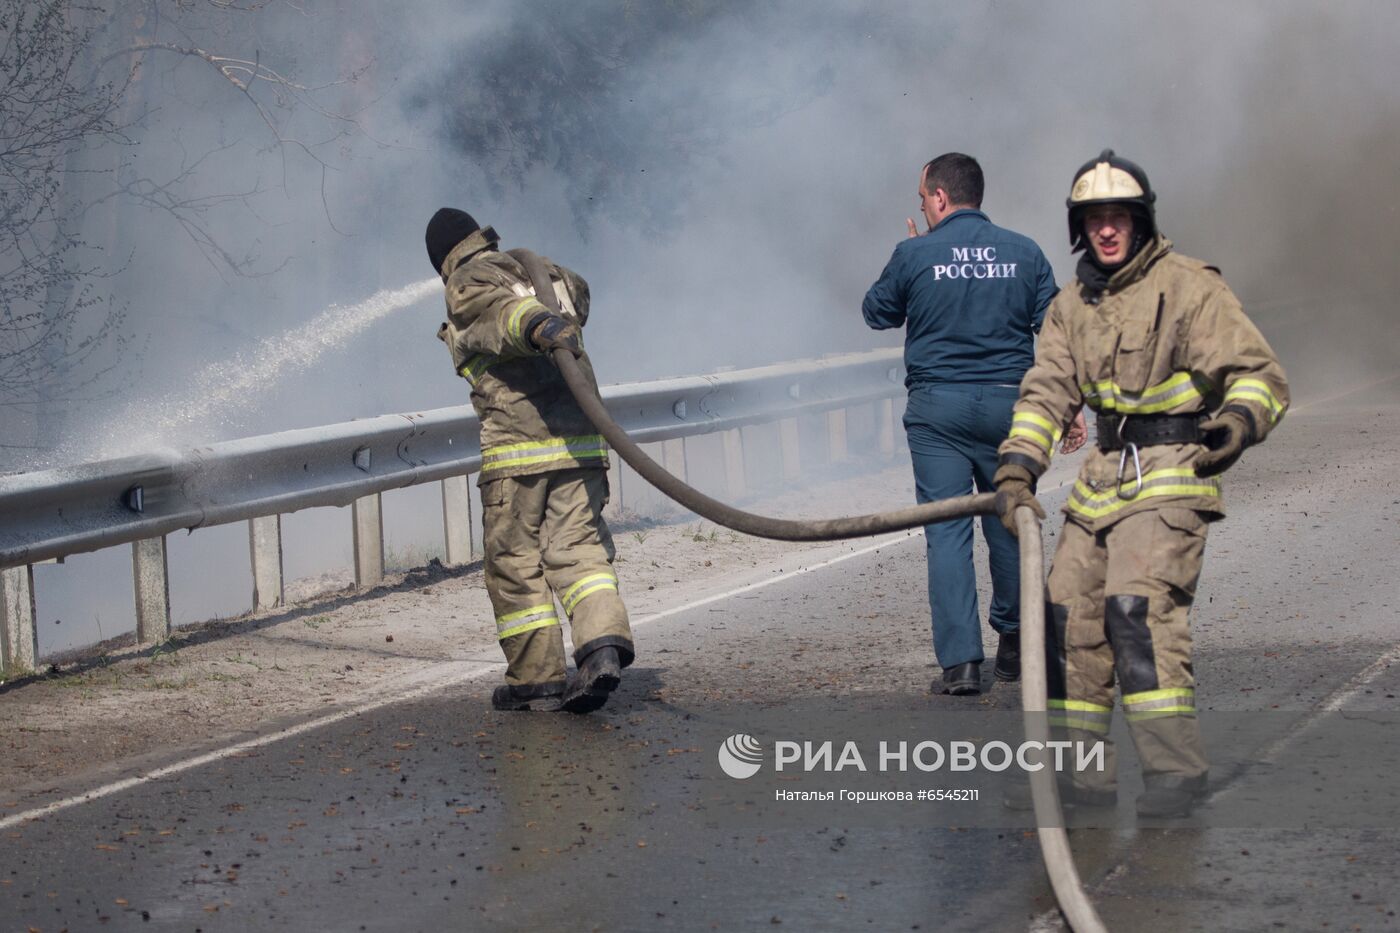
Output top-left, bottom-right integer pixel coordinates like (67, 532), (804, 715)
(904, 383), (1022, 669)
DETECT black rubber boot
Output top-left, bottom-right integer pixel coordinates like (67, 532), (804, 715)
(937, 661), (981, 696)
(1003, 777), (1118, 811)
(1136, 774), (1209, 818)
(994, 633), (1021, 682)
(491, 682), (566, 712)
(561, 646), (622, 714)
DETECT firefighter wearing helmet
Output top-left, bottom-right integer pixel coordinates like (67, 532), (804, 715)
(995, 150), (1289, 817)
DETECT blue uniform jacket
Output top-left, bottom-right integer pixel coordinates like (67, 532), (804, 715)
(862, 209), (1057, 387)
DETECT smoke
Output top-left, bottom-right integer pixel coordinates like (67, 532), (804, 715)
(15, 0), (1400, 651)
(403, 1), (841, 234)
(12, 0), (1397, 471)
(1163, 4), (1400, 392)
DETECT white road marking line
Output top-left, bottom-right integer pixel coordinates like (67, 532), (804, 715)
(14, 374), (1387, 836)
(1211, 641), (1400, 788)
(1024, 374), (1400, 931)
(0, 530), (926, 830)
(1318, 645), (1400, 713)
(1024, 638), (1400, 933)
(630, 530), (921, 626)
(1290, 371), (1400, 414)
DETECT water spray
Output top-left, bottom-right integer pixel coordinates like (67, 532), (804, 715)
(78, 277), (442, 463)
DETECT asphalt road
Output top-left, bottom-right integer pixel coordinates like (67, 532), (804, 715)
(3, 380), (1398, 932)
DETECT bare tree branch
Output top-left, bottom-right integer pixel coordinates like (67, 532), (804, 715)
(0, 0), (375, 459)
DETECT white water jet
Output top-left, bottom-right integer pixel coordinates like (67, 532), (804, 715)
(78, 277), (442, 463)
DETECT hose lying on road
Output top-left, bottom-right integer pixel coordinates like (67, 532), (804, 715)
(510, 248), (1107, 931)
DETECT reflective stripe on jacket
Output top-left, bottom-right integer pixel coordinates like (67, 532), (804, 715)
(434, 230), (609, 483)
(999, 235), (1290, 530)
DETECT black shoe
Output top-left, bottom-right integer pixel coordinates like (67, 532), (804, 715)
(491, 682), (566, 712)
(994, 633), (1021, 682)
(937, 661), (981, 696)
(561, 646), (623, 714)
(1003, 778), (1118, 811)
(1135, 786), (1199, 818)
(1136, 775), (1209, 818)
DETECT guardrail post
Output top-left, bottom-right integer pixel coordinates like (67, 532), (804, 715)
(662, 438), (687, 482)
(778, 418), (801, 482)
(132, 537), (171, 643)
(722, 429), (746, 499)
(1, 566), (38, 675)
(604, 452), (624, 518)
(248, 515), (285, 611)
(441, 475), (474, 566)
(353, 493), (385, 588)
(879, 398), (896, 458)
(827, 408), (849, 463)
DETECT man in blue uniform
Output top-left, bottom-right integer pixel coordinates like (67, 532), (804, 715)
(863, 152), (1078, 695)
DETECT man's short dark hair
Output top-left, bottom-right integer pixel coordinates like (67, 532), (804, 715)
(922, 153), (984, 208)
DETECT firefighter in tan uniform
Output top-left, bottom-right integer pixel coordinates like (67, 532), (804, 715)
(995, 151), (1289, 817)
(426, 208), (635, 714)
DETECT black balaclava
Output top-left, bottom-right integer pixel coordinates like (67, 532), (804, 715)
(425, 207), (482, 274)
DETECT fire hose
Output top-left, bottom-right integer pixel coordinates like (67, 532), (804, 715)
(510, 249), (1108, 932)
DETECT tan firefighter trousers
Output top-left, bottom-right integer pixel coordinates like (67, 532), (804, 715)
(1044, 506), (1211, 793)
(481, 468), (633, 690)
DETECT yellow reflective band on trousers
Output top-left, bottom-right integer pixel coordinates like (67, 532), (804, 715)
(1080, 370), (1213, 415)
(496, 603), (560, 640)
(506, 296), (546, 353)
(1068, 468), (1221, 519)
(480, 435), (609, 472)
(1223, 377), (1286, 423)
(1010, 411), (1061, 454)
(1123, 687), (1196, 721)
(1048, 698), (1113, 734)
(560, 571), (618, 616)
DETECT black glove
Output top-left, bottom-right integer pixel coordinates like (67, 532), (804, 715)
(993, 462), (1046, 537)
(1194, 405), (1256, 478)
(528, 312), (582, 357)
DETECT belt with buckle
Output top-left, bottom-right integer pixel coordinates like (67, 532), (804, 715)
(1096, 412), (1204, 453)
(1096, 412), (1205, 500)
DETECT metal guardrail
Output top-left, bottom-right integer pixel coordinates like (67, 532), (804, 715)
(0, 349), (906, 672)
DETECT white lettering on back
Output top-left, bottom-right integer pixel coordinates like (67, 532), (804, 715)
(928, 261), (1018, 281)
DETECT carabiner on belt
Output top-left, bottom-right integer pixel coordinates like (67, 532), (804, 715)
(1115, 415), (1143, 500)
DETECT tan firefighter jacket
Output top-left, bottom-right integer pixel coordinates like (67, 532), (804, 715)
(999, 234), (1289, 531)
(436, 229), (609, 484)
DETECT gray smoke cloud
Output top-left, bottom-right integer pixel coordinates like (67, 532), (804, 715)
(18, 0), (1397, 467)
(12, 0), (1400, 652)
(400, 0), (1398, 398)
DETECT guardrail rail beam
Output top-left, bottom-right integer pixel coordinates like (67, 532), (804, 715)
(0, 349), (910, 659)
